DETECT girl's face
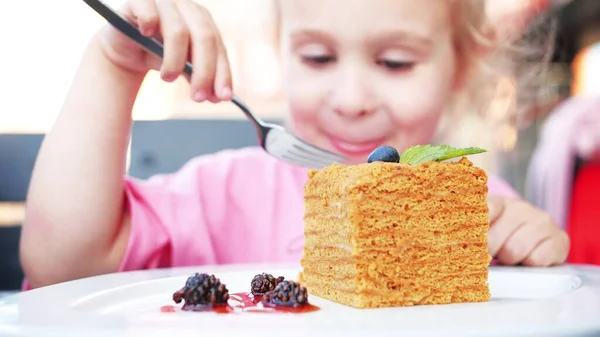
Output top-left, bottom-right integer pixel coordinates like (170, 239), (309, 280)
(279, 0), (463, 164)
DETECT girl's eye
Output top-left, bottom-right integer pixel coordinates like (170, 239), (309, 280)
(301, 55), (336, 65)
(377, 60), (414, 71)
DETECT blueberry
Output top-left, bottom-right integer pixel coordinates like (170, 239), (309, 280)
(367, 146), (400, 163)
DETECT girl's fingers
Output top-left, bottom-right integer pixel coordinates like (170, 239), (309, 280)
(213, 35), (233, 101)
(176, 0), (219, 102)
(205, 38), (232, 102)
(209, 17), (233, 101)
(487, 198), (522, 258)
(522, 230), (570, 267)
(126, 0), (231, 101)
(487, 197), (570, 267)
(156, 0), (190, 82)
(128, 0), (160, 36)
(487, 196), (505, 224)
(495, 219), (551, 265)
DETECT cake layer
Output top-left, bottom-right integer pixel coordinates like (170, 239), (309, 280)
(304, 280), (490, 308)
(300, 260), (489, 281)
(303, 224), (488, 246)
(303, 158), (487, 200)
(300, 267), (490, 308)
(305, 159), (486, 192)
(301, 245), (490, 300)
(304, 184), (487, 213)
(301, 270), (488, 293)
(300, 268), (489, 293)
(305, 189), (488, 234)
(304, 208), (489, 231)
(301, 243), (490, 277)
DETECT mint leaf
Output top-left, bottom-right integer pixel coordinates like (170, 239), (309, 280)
(399, 145), (486, 165)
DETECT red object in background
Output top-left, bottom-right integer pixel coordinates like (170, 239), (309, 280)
(567, 161), (600, 265)
(531, 0), (550, 14)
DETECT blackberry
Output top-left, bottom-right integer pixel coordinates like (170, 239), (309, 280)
(172, 273), (229, 308)
(261, 280), (308, 308)
(251, 273), (285, 295)
(367, 145), (400, 163)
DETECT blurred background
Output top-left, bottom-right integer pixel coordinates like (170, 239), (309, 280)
(0, 0), (599, 292)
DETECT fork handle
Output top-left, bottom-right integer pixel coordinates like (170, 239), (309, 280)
(82, 0), (265, 130)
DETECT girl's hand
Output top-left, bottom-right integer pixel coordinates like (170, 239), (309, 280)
(98, 0), (232, 102)
(487, 196), (570, 266)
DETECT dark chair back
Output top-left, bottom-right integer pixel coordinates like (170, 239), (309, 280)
(0, 134), (44, 202)
(129, 118), (283, 179)
(0, 133), (44, 290)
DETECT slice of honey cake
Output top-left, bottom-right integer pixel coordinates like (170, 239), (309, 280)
(299, 145), (491, 308)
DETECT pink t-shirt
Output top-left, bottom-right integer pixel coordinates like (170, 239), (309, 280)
(118, 147), (518, 272)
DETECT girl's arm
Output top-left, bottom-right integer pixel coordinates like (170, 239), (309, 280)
(20, 0), (232, 288)
(20, 35), (139, 288)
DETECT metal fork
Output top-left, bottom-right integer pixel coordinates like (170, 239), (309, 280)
(82, 0), (346, 169)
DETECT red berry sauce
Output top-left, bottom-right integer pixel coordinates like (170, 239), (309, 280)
(161, 292), (319, 314)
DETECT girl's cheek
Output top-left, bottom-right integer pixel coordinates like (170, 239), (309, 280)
(288, 95), (319, 125)
(287, 104), (322, 144)
(285, 75), (327, 120)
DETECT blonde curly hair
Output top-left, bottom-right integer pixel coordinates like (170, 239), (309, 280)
(442, 0), (555, 155)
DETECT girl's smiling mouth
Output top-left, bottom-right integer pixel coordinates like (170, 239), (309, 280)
(326, 134), (388, 157)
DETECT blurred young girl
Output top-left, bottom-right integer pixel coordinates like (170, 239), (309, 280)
(21, 0), (569, 288)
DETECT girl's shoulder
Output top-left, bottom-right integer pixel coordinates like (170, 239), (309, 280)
(120, 147), (310, 270)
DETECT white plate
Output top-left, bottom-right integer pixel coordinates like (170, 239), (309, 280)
(1, 264), (600, 337)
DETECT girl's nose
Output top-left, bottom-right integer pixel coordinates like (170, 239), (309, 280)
(329, 69), (376, 119)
